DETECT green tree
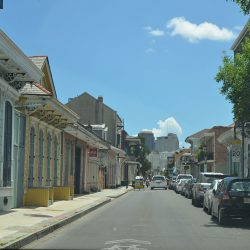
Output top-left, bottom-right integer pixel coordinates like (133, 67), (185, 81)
(129, 136), (151, 176)
(215, 31), (250, 122)
(227, 0), (250, 14)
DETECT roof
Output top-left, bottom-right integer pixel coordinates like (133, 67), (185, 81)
(19, 82), (52, 96)
(231, 18), (250, 51)
(29, 56), (47, 69)
(185, 129), (210, 143)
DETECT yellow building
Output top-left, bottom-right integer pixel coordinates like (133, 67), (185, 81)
(17, 56), (79, 206)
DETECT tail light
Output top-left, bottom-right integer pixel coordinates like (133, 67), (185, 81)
(222, 192), (230, 200)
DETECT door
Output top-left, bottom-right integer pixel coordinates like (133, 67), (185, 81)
(14, 112), (26, 207)
(74, 146), (81, 194)
(46, 133), (51, 186)
(53, 136), (58, 186)
(28, 127), (35, 187)
(3, 101), (12, 187)
(38, 130), (44, 187)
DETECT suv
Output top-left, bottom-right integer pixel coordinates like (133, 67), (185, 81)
(151, 175), (167, 190)
(211, 177), (250, 225)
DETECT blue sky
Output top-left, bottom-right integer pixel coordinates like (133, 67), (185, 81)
(1, 0), (249, 146)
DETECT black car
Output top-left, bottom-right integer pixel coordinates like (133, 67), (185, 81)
(211, 177), (250, 225)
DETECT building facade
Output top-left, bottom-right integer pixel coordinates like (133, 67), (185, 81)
(138, 130), (154, 152)
(155, 133), (179, 152)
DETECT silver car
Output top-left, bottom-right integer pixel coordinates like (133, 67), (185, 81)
(203, 179), (222, 214)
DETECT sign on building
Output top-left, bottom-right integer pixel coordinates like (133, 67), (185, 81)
(89, 148), (98, 158)
(232, 145), (241, 163)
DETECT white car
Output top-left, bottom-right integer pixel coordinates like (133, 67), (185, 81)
(176, 179), (189, 194)
(203, 179), (222, 214)
(151, 175), (167, 190)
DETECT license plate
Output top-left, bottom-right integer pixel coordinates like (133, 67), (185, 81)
(244, 198), (250, 203)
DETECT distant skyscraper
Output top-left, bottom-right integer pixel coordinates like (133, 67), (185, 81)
(155, 133), (179, 152)
(138, 131), (155, 152)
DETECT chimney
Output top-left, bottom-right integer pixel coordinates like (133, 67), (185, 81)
(97, 96), (103, 102)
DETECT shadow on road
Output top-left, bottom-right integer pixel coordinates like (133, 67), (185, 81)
(203, 217), (250, 230)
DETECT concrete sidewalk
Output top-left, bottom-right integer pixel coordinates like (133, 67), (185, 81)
(0, 186), (133, 249)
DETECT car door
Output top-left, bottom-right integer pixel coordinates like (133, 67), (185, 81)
(212, 181), (223, 217)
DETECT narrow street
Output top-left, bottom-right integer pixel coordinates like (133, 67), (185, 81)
(24, 189), (250, 250)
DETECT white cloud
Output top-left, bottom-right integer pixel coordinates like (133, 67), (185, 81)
(143, 117), (182, 138)
(144, 26), (165, 37)
(166, 17), (236, 43)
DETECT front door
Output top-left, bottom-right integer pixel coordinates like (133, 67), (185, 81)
(74, 146), (81, 194)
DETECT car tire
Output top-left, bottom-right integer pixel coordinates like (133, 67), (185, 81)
(203, 202), (206, 212)
(208, 203), (212, 215)
(218, 208), (227, 226)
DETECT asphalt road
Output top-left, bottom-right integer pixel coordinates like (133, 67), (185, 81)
(24, 188), (250, 250)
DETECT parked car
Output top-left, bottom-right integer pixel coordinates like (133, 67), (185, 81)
(211, 177), (250, 225)
(151, 175), (167, 190)
(203, 179), (222, 214)
(168, 176), (177, 190)
(192, 182), (211, 206)
(176, 179), (189, 194)
(184, 178), (197, 199)
(192, 172), (228, 207)
(176, 174), (193, 182)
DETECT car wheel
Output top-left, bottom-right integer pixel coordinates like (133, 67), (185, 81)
(208, 203), (212, 215)
(191, 197), (194, 205)
(203, 201), (206, 212)
(218, 208), (227, 226)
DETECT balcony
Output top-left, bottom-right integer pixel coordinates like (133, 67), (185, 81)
(198, 151), (214, 162)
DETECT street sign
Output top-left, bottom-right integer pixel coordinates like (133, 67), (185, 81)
(232, 145), (241, 163)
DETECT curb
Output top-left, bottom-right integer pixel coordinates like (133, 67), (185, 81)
(2, 198), (111, 249)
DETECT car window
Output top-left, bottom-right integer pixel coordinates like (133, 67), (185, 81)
(152, 176), (165, 181)
(230, 181), (250, 192)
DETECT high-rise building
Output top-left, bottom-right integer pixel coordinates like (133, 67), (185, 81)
(138, 130), (155, 152)
(155, 133), (179, 152)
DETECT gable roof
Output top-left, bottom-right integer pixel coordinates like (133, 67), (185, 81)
(29, 56), (57, 98)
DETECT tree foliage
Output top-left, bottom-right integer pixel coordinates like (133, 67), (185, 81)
(128, 136), (151, 176)
(215, 32), (250, 122)
(227, 0), (250, 14)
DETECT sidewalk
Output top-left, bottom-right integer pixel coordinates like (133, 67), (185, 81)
(0, 186), (133, 249)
